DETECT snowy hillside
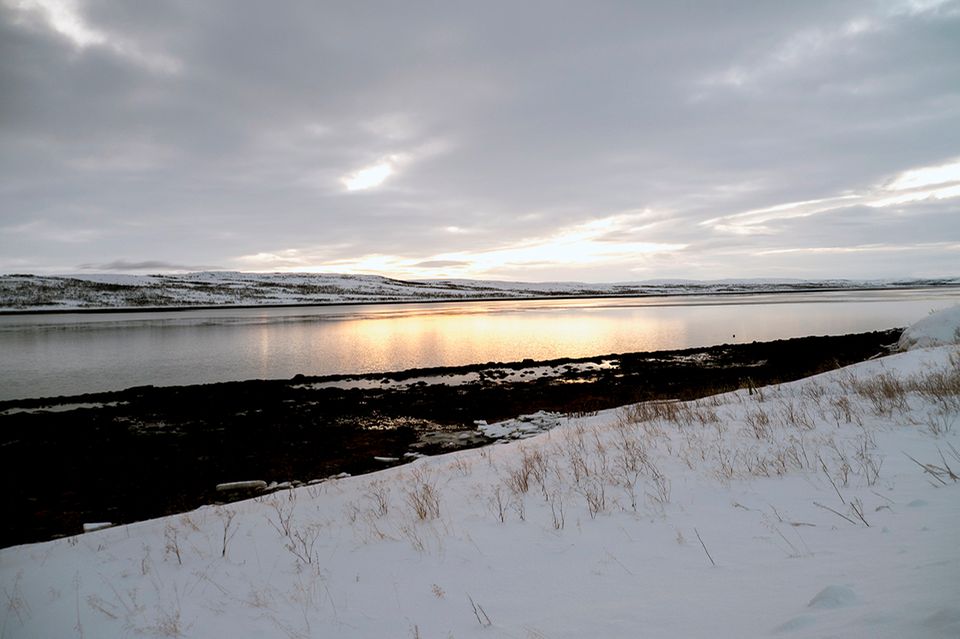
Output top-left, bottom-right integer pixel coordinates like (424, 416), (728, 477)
(1, 271), (957, 310)
(1, 308), (957, 638)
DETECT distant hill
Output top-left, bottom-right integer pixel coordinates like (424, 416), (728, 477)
(1, 271), (957, 311)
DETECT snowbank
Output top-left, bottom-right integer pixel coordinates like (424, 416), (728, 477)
(898, 304), (960, 350)
(1, 313), (959, 638)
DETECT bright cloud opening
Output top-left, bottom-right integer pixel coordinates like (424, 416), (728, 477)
(4, 0), (180, 73)
(704, 157), (960, 235)
(10, 0), (106, 47)
(342, 161), (394, 192)
(886, 158), (960, 191)
(868, 183), (960, 208)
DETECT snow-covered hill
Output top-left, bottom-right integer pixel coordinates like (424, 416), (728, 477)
(1, 308), (957, 638)
(1, 271), (958, 310)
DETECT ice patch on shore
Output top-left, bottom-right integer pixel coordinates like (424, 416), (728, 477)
(477, 410), (565, 439)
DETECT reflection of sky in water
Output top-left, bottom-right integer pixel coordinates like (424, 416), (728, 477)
(0, 289), (957, 401)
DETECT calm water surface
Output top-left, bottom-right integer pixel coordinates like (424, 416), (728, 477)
(1, 288), (957, 401)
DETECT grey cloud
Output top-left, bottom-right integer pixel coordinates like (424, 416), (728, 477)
(1, 1), (958, 279)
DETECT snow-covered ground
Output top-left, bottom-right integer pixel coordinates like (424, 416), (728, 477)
(1, 308), (958, 638)
(2, 271), (957, 310)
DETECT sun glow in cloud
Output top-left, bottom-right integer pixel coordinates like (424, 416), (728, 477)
(235, 212), (686, 279)
(349, 213), (683, 277)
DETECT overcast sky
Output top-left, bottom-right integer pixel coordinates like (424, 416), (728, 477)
(1, 0), (958, 281)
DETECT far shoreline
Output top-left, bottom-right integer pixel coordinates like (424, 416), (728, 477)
(1, 282), (957, 316)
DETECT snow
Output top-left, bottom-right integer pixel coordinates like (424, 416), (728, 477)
(296, 362), (619, 393)
(898, 304), (960, 350)
(806, 585), (859, 610)
(2, 315), (959, 638)
(0, 401), (127, 416)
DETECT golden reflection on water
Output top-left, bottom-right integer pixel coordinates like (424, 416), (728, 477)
(280, 292), (955, 376)
(310, 307), (689, 373)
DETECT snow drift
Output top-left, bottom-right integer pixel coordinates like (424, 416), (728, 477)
(898, 304), (960, 350)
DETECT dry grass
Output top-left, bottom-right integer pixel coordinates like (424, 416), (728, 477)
(364, 480), (391, 518)
(848, 372), (909, 416)
(618, 400), (683, 425)
(903, 446), (960, 485)
(839, 356), (960, 419)
(406, 469), (441, 521)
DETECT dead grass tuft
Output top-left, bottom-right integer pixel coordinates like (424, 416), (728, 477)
(406, 469), (441, 521)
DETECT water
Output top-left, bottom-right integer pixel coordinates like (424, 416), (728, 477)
(1, 288), (957, 401)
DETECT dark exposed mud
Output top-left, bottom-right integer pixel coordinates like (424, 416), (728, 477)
(0, 329), (901, 547)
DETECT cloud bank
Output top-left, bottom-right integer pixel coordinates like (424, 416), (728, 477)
(1, 0), (958, 280)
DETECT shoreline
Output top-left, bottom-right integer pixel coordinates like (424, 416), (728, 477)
(1, 328), (902, 547)
(2, 283), (957, 316)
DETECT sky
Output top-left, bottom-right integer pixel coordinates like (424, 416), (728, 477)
(1, 0), (959, 282)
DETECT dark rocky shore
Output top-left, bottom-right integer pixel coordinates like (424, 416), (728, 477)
(0, 328), (901, 548)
